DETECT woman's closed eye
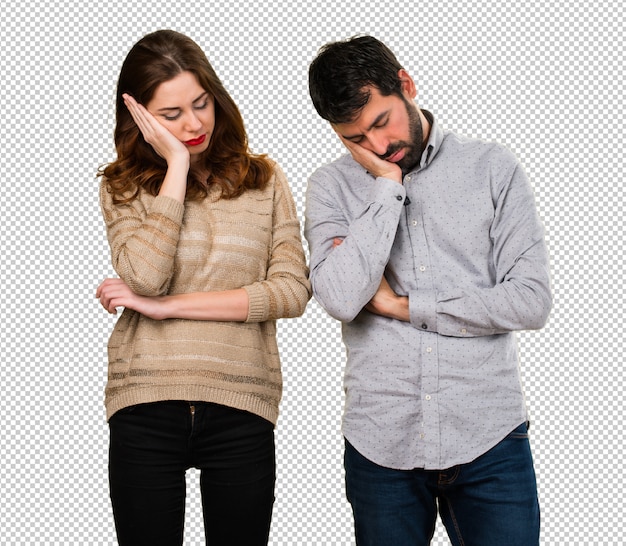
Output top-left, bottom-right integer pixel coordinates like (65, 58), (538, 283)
(161, 96), (210, 121)
(193, 99), (209, 111)
(163, 110), (181, 121)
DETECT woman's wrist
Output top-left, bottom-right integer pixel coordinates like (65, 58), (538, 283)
(158, 158), (190, 202)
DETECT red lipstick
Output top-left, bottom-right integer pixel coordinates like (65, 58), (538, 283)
(185, 134), (206, 146)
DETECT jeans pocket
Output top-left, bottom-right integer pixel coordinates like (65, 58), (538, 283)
(506, 422), (529, 439)
(109, 404), (139, 423)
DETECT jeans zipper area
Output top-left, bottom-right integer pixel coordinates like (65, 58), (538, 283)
(189, 403), (196, 429)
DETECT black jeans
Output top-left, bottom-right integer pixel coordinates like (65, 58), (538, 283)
(109, 401), (276, 546)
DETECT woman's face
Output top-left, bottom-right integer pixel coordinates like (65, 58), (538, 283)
(146, 71), (215, 161)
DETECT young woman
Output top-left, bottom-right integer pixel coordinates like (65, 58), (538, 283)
(96, 30), (310, 546)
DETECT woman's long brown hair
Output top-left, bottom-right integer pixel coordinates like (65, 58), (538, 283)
(98, 30), (273, 203)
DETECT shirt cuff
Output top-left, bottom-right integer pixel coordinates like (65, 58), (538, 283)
(409, 289), (438, 332)
(369, 176), (406, 209)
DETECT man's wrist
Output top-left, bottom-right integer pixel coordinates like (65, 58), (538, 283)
(389, 295), (409, 321)
(371, 293), (409, 321)
(377, 165), (402, 184)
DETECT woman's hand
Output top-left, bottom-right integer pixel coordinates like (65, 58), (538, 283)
(123, 94), (189, 202)
(96, 278), (250, 322)
(123, 94), (190, 167)
(96, 278), (167, 320)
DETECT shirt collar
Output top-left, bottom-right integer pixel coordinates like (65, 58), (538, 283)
(417, 109), (443, 170)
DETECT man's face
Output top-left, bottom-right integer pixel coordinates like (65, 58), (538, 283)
(333, 85), (426, 172)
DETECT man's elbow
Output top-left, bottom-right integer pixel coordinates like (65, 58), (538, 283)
(312, 289), (361, 323)
(528, 288), (553, 329)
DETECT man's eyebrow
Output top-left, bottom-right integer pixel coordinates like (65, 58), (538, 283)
(341, 111), (389, 140)
(156, 92), (209, 113)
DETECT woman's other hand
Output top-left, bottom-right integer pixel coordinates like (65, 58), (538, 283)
(96, 278), (167, 320)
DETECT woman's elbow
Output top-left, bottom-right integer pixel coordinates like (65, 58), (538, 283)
(117, 273), (170, 297)
(289, 283), (313, 318)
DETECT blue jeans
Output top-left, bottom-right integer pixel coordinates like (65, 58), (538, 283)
(109, 401), (275, 546)
(344, 423), (540, 546)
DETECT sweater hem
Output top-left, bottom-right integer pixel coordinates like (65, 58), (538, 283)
(105, 385), (279, 426)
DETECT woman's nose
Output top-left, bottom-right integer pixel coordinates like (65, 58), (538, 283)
(184, 112), (203, 131)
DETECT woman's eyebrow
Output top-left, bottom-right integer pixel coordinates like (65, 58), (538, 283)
(192, 91), (209, 103)
(156, 92), (209, 112)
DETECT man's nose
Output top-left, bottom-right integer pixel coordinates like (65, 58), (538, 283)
(367, 134), (389, 157)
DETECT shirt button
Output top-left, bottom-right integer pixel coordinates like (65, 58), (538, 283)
(421, 323), (428, 330)
(419, 265), (426, 272)
(426, 347), (432, 353)
(406, 175), (412, 181)
(396, 195), (403, 201)
(412, 220), (418, 226)
(425, 394), (432, 401)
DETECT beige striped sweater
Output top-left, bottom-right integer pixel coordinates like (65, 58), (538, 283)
(100, 163), (311, 424)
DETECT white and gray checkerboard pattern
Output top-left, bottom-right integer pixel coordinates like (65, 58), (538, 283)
(1, 0), (623, 544)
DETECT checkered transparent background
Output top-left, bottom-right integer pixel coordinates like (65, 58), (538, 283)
(1, 0), (623, 544)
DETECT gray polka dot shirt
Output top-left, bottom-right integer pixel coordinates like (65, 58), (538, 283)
(304, 112), (552, 470)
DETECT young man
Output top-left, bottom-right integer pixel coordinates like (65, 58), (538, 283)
(305, 36), (552, 546)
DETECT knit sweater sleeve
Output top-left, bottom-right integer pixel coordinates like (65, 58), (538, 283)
(244, 165), (311, 322)
(99, 180), (185, 296)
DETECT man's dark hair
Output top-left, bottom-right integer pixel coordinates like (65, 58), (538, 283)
(308, 35), (404, 124)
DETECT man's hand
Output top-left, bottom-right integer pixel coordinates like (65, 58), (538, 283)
(366, 275), (409, 321)
(334, 130), (402, 183)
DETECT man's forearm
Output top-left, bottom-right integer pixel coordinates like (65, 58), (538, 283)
(365, 276), (410, 321)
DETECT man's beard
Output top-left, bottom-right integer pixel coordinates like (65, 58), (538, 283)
(380, 97), (425, 173)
